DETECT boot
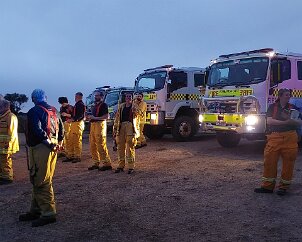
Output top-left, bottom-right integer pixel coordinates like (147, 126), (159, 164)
(114, 168), (124, 173)
(88, 165), (99, 170)
(32, 217), (56, 227)
(99, 166), (112, 171)
(0, 178), (13, 185)
(19, 212), (41, 221)
(254, 187), (273, 193)
(72, 158), (81, 163)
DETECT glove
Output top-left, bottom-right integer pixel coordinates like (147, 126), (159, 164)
(42, 139), (56, 151)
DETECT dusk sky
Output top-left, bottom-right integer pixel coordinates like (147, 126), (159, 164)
(1, 0), (302, 111)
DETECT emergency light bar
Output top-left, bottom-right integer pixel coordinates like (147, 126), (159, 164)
(144, 65), (173, 72)
(219, 48), (274, 59)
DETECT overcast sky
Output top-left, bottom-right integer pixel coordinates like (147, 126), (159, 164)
(1, 0), (302, 111)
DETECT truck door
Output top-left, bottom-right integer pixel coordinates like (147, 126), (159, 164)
(269, 58), (291, 104)
(166, 71), (188, 117)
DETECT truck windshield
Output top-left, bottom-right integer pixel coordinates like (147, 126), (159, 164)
(104, 91), (119, 107)
(208, 57), (269, 87)
(136, 71), (167, 91)
(86, 95), (94, 107)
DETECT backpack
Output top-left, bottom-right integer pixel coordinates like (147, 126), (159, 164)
(38, 105), (59, 139)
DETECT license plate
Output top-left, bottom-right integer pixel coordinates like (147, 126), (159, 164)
(216, 121), (226, 126)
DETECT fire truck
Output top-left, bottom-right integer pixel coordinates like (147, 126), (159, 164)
(134, 65), (206, 141)
(199, 48), (302, 147)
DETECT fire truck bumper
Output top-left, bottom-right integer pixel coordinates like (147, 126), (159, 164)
(199, 113), (266, 134)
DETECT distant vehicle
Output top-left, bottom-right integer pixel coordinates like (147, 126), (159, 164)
(199, 48), (302, 147)
(85, 86), (110, 114)
(134, 65), (206, 141)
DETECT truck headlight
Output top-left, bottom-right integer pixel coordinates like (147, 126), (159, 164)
(245, 115), (258, 126)
(150, 113), (157, 120)
(199, 114), (204, 123)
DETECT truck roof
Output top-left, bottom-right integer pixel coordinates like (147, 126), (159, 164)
(142, 65), (205, 74)
(214, 48), (302, 63)
(105, 86), (134, 92)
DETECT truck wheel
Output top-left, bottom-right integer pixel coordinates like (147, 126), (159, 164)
(172, 116), (197, 141)
(144, 126), (165, 139)
(216, 132), (241, 148)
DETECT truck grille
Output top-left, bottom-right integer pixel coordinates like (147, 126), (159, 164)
(205, 97), (259, 114)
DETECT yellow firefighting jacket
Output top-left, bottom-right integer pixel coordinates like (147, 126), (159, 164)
(134, 99), (147, 123)
(0, 110), (19, 154)
(113, 102), (139, 138)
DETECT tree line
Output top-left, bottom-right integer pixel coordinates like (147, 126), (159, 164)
(2, 93), (28, 114)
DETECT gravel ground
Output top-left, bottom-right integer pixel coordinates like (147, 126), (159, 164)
(1, 132), (302, 242)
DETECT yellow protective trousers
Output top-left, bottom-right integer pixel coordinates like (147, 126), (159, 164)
(89, 121), (111, 166)
(0, 154), (13, 181)
(136, 123), (146, 146)
(262, 130), (298, 190)
(28, 143), (57, 217)
(66, 121), (85, 159)
(62, 122), (71, 156)
(116, 122), (137, 169)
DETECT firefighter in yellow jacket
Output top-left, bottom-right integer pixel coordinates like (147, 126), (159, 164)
(87, 91), (112, 171)
(254, 89), (301, 196)
(113, 93), (139, 174)
(0, 99), (19, 185)
(134, 92), (147, 148)
(19, 89), (64, 227)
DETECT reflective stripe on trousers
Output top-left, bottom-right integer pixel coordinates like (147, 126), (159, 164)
(116, 122), (137, 169)
(29, 143), (57, 217)
(66, 121), (84, 159)
(0, 154), (13, 180)
(89, 121), (111, 166)
(261, 130), (298, 190)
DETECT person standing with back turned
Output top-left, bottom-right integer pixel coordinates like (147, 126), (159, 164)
(19, 89), (64, 227)
(58, 97), (73, 159)
(254, 89), (301, 196)
(63, 92), (85, 163)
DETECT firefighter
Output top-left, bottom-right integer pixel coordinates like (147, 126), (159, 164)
(19, 89), (64, 227)
(113, 93), (139, 174)
(58, 97), (73, 159)
(254, 89), (301, 196)
(63, 92), (85, 163)
(0, 99), (19, 185)
(134, 92), (147, 148)
(87, 91), (112, 171)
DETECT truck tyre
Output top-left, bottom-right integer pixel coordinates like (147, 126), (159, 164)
(216, 132), (241, 148)
(144, 125), (165, 139)
(172, 116), (197, 141)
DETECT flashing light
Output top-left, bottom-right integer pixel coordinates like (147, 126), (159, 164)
(199, 114), (204, 123)
(210, 59), (217, 64)
(150, 113), (157, 120)
(245, 115), (258, 126)
(266, 51), (276, 57)
(246, 126), (256, 131)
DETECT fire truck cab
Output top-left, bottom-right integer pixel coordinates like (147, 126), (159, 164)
(199, 48), (302, 147)
(135, 65), (206, 141)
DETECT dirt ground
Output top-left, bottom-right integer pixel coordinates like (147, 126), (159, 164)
(1, 132), (302, 242)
